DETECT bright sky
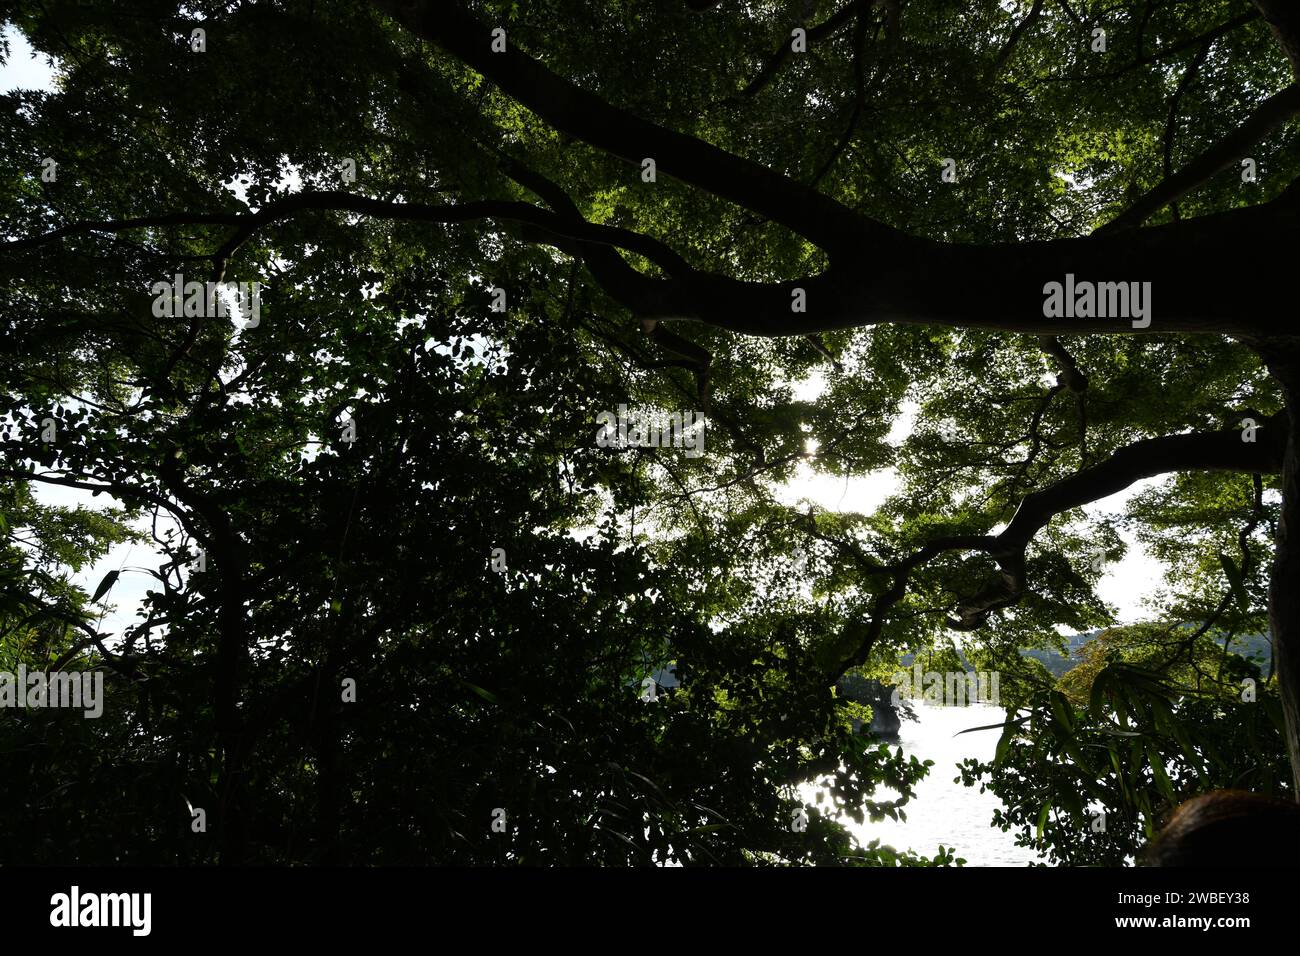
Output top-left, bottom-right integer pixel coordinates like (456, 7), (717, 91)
(777, 374), (1160, 626)
(782, 463), (1164, 628)
(1, 22), (1161, 642)
(1, 22), (56, 92)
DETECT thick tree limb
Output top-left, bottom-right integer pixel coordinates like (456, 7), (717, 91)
(369, 0), (887, 259)
(3, 212), (242, 250)
(1038, 334), (1089, 459)
(4, 190), (696, 279)
(947, 411), (1288, 630)
(364, 2), (1300, 337)
(1255, 0), (1300, 77)
(824, 413), (1288, 676)
(1038, 335), (1088, 394)
(1053, 0), (1083, 29)
(1096, 81), (1300, 233)
(11, 171), (1300, 340)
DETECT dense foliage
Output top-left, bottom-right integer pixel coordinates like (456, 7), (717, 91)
(1, 0), (1295, 864)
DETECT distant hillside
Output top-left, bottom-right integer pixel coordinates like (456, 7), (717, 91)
(897, 629), (1271, 680)
(1020, 630), (1099, 677)
(1020, 630), (1273, 677)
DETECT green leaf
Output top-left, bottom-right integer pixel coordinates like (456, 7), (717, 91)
(1095, 726), (1142, 737)
(1219, 552), (1251, 615)
(456, 678), (500, 705)
(1088, 666), (1110, 720)
(954, 714), (1029, 736)
(1049, 691), (1075, 732)
(90, 568), (119, 603)
(994, 718), (1019, 764)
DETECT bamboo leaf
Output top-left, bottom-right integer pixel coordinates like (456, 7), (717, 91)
(1036, 801), (1052, 841)
(456, 678), (500, 705)
(90, 569), (119, 604)
(1219, 552), (1251, 614)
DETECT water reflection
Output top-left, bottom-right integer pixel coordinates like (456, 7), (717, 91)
(802, 701), (1046, 866)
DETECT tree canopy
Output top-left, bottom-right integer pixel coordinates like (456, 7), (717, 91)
(1, 0), (1298, 865)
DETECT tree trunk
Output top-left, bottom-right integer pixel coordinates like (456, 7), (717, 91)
(1263, 343), (1300, 795)
(216, 593), (249, 862)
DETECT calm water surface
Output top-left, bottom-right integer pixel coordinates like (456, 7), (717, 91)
(802, 701), (1046, 866)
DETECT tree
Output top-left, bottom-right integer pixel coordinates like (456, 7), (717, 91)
(2, 0), (1298, 864)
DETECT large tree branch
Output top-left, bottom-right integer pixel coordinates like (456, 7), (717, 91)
(1255, 0), (1300, 78)
(3, 212), (243, 250)
(828, 412), (1288, 677)
(11, 172), (1300, 340)
(5, 190), (697, 280)
(364, 1), (1299, 338)
(613, 183), (1300, 336)
(15, 5), (1293, 343)
(947, 411), (1289, 630)
(369, 0), (889, 259)
(1038, 334), (1089, 460)
(1095, 81), (1300, 234)
(1038, 335), (1087, 394)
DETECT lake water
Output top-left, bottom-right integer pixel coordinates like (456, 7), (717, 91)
(802, 701), (1045, 866)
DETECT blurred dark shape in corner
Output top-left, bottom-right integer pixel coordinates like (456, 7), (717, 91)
(1141, 790), (1300, 866)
